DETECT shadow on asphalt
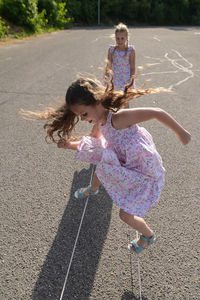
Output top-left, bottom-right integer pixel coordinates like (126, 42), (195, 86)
(121, 290), (148, 300)
(31, 164), (113, 300)
(121, 253), (148, 300)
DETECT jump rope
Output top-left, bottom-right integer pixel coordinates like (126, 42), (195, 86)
(59, 165), (143, 300)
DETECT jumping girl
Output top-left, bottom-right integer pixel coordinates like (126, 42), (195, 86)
(22, 77), (191, 254)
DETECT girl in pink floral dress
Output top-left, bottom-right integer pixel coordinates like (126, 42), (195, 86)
(23, 77), (191, 254)
(105, 23), (136, 99)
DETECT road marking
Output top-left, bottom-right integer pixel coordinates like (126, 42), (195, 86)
(165, 49), (194, 90)
(153, 36), (161, 42)
(91, 34), (112, 43)
(0, 57), (12, 62)
(142, 49), (195, 90)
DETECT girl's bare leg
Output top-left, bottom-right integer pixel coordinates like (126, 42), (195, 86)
(119, 209), (154, 248)
(80, 172), (101, 196)
(90, 172), (101, 191)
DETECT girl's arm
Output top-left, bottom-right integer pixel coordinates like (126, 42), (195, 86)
(57, 138), (80, 150)
(58, 124), (102, 150)
(113, 108), (191, 145)
(105, 49), (112, 77)
(129, 49), (135, 78)
(90, 123), (102, 138)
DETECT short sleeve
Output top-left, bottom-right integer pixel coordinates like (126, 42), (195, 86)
(128, 45), (135, 52)
(109, 45), (115, 54)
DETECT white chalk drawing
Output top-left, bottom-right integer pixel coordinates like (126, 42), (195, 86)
(153, 36), (161, 42)
(165, 50), (194, 90)
(142, 49), (197, 90)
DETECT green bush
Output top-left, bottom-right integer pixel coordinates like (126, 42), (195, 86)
(2, 0), (36, 29)
(101, 0), (124, 23)
(0, 0), (3, 12)
(64, 0), (97, 24)
(0, 16), (9, 38)
(189, 0), (200, 24)
(123, 0), (139, 24)
(63, 0), (81, 23)
(55, 2), (71, 27)
(1, 0), (200, 32)
(162, 0), (189, 25)
(137, 0), (151, 23)
(81, 0), (97, 24)
(38, 0), (72, 28)
(1, 0), (47, 31)
(30, 9), (48, 33)
(150, 1), (165, 25)
(65, 0), (200, 25)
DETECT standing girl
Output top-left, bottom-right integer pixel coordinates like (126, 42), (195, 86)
(89, 23), (135, 138)
(22, 77), (191, 254)
(105, 22), (136, 100)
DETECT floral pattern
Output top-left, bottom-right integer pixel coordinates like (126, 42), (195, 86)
(110, 45), (136, 90)
(75, 112), (165, 217)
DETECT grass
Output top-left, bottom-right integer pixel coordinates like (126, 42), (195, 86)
(0, 18), (63, 43)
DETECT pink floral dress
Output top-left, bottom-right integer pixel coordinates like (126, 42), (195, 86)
(110, 45), (136, 90)
(75, 112), (165, 217)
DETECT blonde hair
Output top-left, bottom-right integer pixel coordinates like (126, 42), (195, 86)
(112, 22), (129, 58)
(21, 75), (164, 143)
(115, 22), (129, 36)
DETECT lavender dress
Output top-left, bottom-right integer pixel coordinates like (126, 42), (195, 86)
(75, 112), (165, 217)
(110, 45), (136, 90)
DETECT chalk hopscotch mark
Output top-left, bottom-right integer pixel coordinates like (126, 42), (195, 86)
(91, 34), (113, 43)
(165, 50), (194, 90)
(153, 36), (161, 42)
(142, 49), (197, 90)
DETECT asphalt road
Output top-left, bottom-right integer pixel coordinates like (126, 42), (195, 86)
(0, 27), (200, 300)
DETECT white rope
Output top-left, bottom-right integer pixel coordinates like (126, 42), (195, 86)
(128, 229), (143, 299)
(59, 166), (95, 300)
(136, 231), (142, 300)
(59, 165), (143, 299)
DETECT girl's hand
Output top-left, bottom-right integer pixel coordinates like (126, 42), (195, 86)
(178, 129), (191, 145)
(57, 137), (71, 149)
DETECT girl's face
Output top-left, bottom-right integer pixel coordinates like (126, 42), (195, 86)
(70, 103), (107, 125)
(115, 32), (128, 50)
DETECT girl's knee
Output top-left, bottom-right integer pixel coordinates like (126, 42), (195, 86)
(119, 209), (129, 222)
(119, 209), (137, 227)
(119, 209), (124, 220)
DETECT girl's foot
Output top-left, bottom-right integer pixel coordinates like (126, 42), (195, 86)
(74, 185), (99, 199)
(128, 233), (156, 254)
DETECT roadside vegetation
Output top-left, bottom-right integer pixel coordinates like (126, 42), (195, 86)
(0, 0), (73, 40)
(1, 0), (200, 41)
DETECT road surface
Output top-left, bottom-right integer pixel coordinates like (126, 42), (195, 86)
(0, 26), (199, 299)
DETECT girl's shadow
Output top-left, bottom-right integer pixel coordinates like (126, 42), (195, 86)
(31, 165), (113, 300)
(121, 291), (148, 300)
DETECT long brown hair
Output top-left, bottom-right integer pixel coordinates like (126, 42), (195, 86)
(21, 76), (164, 143)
